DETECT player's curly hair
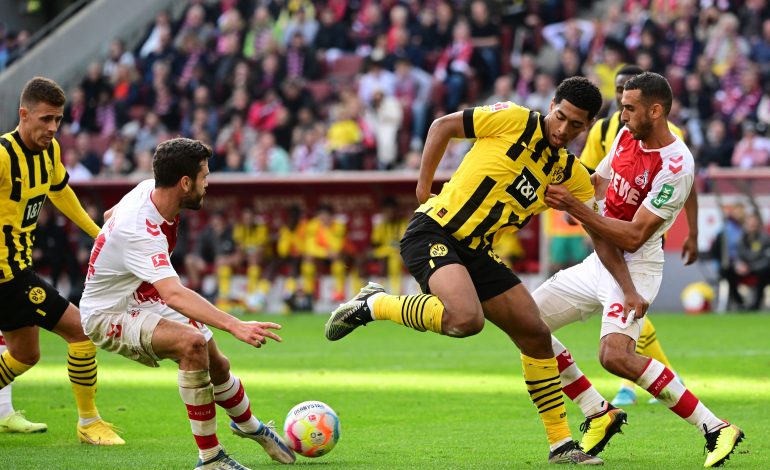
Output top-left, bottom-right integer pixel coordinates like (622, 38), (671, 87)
(153, 138), (211, 188)
(20, 76), (66, 108)
(624, 72), (673, 115)
(553, 76), (603, 120)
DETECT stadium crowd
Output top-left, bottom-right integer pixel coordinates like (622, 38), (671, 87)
(13, 0), (770, 309)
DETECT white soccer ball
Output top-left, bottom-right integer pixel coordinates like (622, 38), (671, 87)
(283, 400), (340, 458)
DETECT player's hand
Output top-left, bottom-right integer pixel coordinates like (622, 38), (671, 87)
(544, 184), (575, 211)
(416, 184), (436, 204)
(681, 235), (698, 265)
(232, 321), (283, 348)
(623, 291), (649, 320)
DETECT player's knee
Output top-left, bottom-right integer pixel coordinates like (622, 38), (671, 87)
(10, 350), (40, 367)
(598, 344), (626, 376)
(209, 352), (231, 380)
(443, 308), (484, 337)
(179, 330), (208, 361)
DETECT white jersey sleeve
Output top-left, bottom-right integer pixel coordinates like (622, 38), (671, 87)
(124, 231), (178, 284)
(642, 160), (693, 222)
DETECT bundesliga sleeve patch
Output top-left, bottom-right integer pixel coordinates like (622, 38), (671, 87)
(651, 184), (675, 208)
(151, 253), (170, 269)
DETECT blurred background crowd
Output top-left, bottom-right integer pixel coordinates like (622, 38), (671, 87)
(3, 0), (770, 312)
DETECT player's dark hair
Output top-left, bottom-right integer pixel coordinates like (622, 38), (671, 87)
(623, 71), (673, 115)
(20, 76), (66, 108)
(153, 137), (211, 188)
(553, 76), (603, 120)
(616, 64), (644, 77)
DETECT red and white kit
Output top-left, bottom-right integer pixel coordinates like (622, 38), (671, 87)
(80, 179), (212, 366)
(534, 127), (694, 339)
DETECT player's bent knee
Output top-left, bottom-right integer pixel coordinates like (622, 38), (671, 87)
(178, 329), (209, 360)
(9, 350), (40, 367)
(598, 345), (626, 376)
(443, 309), (484, 337)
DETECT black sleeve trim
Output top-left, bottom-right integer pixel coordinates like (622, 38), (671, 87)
(462, 108), (475, 138)
(50, 171), (70, 191)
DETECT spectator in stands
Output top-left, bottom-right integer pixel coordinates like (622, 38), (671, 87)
(364, 89), (403, 170)
(93, 89), (117, 137)
(393, 56), (432, 149)
(358, 56), (396, 106)
(343, 208), (374, 297)
(731, 119), (770, 169)
(243, 5), (277, 61)
(101, 136), (132, 177)
(247, 88), (285, 132)
(752, 18), (770, 79)
(174, 3), (215, 51)
(469, 0), (501, 91)
(719, 63), (763, 132)
(63, 148), (94, 183)
(709, 204), (748, 310)
(63, 86), (97, 134)
(292, 124), (331, 173)
(184, 211), (236, 305)
(697, 118), (734, 171)
(433, 18), (474, 112)
(524, 73), (556, 114)
(511, 53), (537, 104)
(542, 17), (594, 60)
(284, 31), (321, 80)
(735, 214), (770, 311)
(220, 146), (245, 172)
(244, 132), (292, 174)
(282, 6), (319, 47)
(666, 18), (701, 91)
(131, 149), (154, 179)
(590, 38), (627, 107)
(555, 46), (583, 84)
(216, 113), (256, 158)
(80, 62), (111, 122)
(139, 9), (172, 59)
(73, 132), (102, 176)
(704, 13), (750, 77)
(327, 100), (364, 170)
(681, 72), (715, 148)
(315, 6), (353, 61)
(102, 38), (135, 79)
(484, 74), (516, 105)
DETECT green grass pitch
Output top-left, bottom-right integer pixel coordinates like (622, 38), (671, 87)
(2, 313), (768, 469)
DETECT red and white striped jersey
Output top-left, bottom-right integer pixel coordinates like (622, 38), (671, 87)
(80, 179), (179, 317)
(595, 127), (694, 273)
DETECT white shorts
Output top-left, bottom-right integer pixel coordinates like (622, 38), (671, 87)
(82, 299), (213, 368)
(531, 252), (662, 342)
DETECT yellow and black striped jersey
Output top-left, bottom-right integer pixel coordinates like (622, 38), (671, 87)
(417, 102), (594, 250)
(580, 110), (684, 173)
(0, 130), (69, 282)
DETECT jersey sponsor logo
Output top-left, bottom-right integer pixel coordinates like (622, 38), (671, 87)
(634, 169), (649, 187)
(146, 219), (160, 236)
(429, 243), (448, 257)
(669, 155), (683, 174)
(22, 194), (47, 228)
(151, 253), (170, 268)
(651, 184), (675, 208)
(610, 170), (642, 206)
(507, 167), (540, 209)
(28, 286), (46, 304)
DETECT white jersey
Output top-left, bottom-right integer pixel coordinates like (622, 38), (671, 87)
(80, 179), (179, 318)
(595, 127), (694, 274)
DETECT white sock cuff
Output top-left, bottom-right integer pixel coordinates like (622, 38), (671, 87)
(635, 359), (665, 390)
(366, 292), (386, 317)
(213, 373), (236, 395)
(178, 369), (210, 389)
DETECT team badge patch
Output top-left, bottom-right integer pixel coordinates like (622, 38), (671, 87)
(429, 243), (448, 257)
(551, 165), (564, 184)
(28, 286), (46, 304)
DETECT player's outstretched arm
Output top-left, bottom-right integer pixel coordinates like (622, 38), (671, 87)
(545, 184), (664, 253)
(153, 276), (283, 348)
(48, 185), (101, 238)
(416, 111), (465, 203)
(681, 187), (699, 265)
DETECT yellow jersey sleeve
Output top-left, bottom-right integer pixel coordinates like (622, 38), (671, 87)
(464, 102), (530, 140)
(563, 159), (595, 204)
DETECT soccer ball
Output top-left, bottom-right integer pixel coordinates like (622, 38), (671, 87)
(283, 401), (340, 458)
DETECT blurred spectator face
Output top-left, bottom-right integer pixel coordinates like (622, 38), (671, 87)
(109, 39), (125, 60)
(419, 9), (435, 29)
(134, 150), (153, 173)
(744, 215), (762, 233)
(252, 6), (270, 26)
(494, 75), (512, 98)
(740, 67), (759, 92)
(635, 51), (653, 71)
(317, 206), (333, 225)
(87, 62), (101, 80)
(194, 86), (210, 105)
(226, 148), (243, 170)
(186, 5), (205, 28)
(320, 8), (335, 26)
(158, 26), (172, 50)
(436, 1), (453, 24)
(471, 0), (489, 22)
(390, 5), (408, 27)
(231, 88), (250, 111)
(144, 111), (160, 129)
(452, 20), (470, 42)
(763, 19), (770, 40)
(684, 73), (701, 92)
(290, 32), (305, 49)
(63, 148), (82, 167)
(75, 132), (91, 153)
(706, 119), (726, 144)
(394, 59), (411, 77)
(262, 53), (279, 74)
(71, 87), (85, 105)
(560, 48), (580, 73)
(674, 18), (691, 39)
(534, 74), (553, 94)
(297, 107), (313, 126)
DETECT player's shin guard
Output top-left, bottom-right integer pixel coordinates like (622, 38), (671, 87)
(179, 369), (220, 461)
(0, 350), (32, 390)
(372, 294), (444, 333)
(635, 358), (723, 433)
(214, 373), (259, 433)
(552, 336), (607, 417)
(67, 341), (99, 420)
(521, 353), (572, 449)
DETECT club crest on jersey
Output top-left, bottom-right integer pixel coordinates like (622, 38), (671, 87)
(429, 243), (448, 257)
(551, 165), (565, 184)
(634, 169), (649, 188)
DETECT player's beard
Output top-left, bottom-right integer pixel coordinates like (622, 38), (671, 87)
(181, 183), (205, 210)
(628, 118), (652, 141)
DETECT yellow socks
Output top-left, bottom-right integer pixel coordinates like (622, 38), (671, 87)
(0, 350), (32, 389)
(521, 354), (571, 448)
(372, 294), (444, 333)
(68, 341), (99, 419)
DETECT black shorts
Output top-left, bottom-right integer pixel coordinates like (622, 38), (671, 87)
(0, 268), (70, 331)
(399, 213), (521, 302)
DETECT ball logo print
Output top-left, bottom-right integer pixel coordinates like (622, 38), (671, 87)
(284, 401), (340, 458)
